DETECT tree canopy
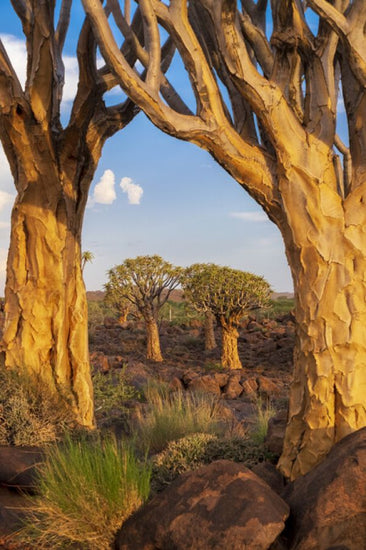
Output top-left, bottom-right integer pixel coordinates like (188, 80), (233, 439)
(182, 263), (271, 325)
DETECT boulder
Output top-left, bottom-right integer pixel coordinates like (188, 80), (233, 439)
(280, 427), (366, 549)
(187, 374), (221, 395)
(0, 446), (43, 491)
(223, 374), (243, 399)
(257, 375), (281, 397)
(115, 460), (289, 550)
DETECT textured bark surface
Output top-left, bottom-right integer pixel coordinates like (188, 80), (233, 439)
(3, 167), (93, 425)
(80, 1), (366, 475)
(204, 311), (217, 351)
(0, 3), (139, 426)
(145, 316), (163, 362)
(221, 325), (241, 370)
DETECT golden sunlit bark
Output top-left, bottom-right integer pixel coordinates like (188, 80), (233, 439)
(221, 324), (241, 370)
(3, 176), (94, 426)
(145, 316), (163, 362)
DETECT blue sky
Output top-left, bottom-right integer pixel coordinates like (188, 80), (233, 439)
(0, 2), (296, 293)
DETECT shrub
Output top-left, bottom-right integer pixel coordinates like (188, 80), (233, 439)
(93, 368), (139, 414)
(0, 367), (75, 446)
(152, 432), (274, 492)
(20, 435), (151, 549)
(133, 387), (231, 453)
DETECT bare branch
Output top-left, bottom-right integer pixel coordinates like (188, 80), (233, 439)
(309, 0), (366, 86)
(239, 11), (273, 78)
(10, 0), (31, 28)
(55, 0), (73, 52)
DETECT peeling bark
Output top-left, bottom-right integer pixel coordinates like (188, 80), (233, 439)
(204, 310), (217, 351)
(2, 161), (94, 426)
(145, 316), (163, 362)
(221, 324), (241, 370)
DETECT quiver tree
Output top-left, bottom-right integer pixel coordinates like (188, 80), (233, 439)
(82, 0), (366, 477)
(0, 0), (180, 426)
(105, 255), (182, 361)
(81, 251), (95, 273)
(182, 264), (270, 369)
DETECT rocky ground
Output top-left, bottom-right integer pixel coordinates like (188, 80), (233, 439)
(89, 313), (295, 436)
(0, 312), (296, 548)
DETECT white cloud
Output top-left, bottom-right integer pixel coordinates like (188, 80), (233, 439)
(230, 211), (268, 222)
(92, 169), (116, 205)
(0, 247), (7, 294)
(120, 177), (143, 205)
(0, 191), (14, 211)
(0, 34), (26, 86)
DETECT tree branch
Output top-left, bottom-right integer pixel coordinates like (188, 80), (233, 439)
(308, 0), (366, 86)
(55, 0), (72, 52)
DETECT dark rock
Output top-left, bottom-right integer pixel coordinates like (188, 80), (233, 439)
(0, 446), (43, 491)
(252, 462), (285, 495)
(280, 427), (366, 549)
(115, 460), (289, 550)
(265, 410), (288, 456)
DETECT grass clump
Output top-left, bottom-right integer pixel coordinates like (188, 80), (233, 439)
(250, 396), (276, 444)
(0, 367), (75, 446)
(134, 384), (229, 453)
(21, 435), (151, 550)
(152, 432), (274, 492)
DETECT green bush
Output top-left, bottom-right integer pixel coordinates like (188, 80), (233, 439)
(133, 387), (232, 453)
(21, 435), (151, 549)
(0, 368), (75, 446)
(93, 368), (139, 414)
(152, 432), (274, 492)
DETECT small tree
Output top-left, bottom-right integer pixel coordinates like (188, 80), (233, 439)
(105, 256), (182, 361)
(81, 251), (95, 273)
(182, 264), (271, 369)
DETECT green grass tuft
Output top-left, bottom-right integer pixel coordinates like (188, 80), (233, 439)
(134, 385), (232, 453)
(20, 435), (151, 549)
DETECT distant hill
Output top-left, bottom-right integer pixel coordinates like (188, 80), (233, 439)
(86, 291), (105, 302)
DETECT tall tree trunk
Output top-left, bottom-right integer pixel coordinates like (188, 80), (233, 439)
(278, 181), (366, 479)
(204, 310), (217, 351)
(2, 169), (94, 427)
(144, 315), (163, 362)
(221, 324), (242, 369)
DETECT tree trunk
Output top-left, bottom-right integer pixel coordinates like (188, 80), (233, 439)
(278, 180), (366, 479)
(144, 315), (163, 362)
(204, 311), (217, 351)
(2, 169), (94, 427)
(221, 324), (242, 369)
